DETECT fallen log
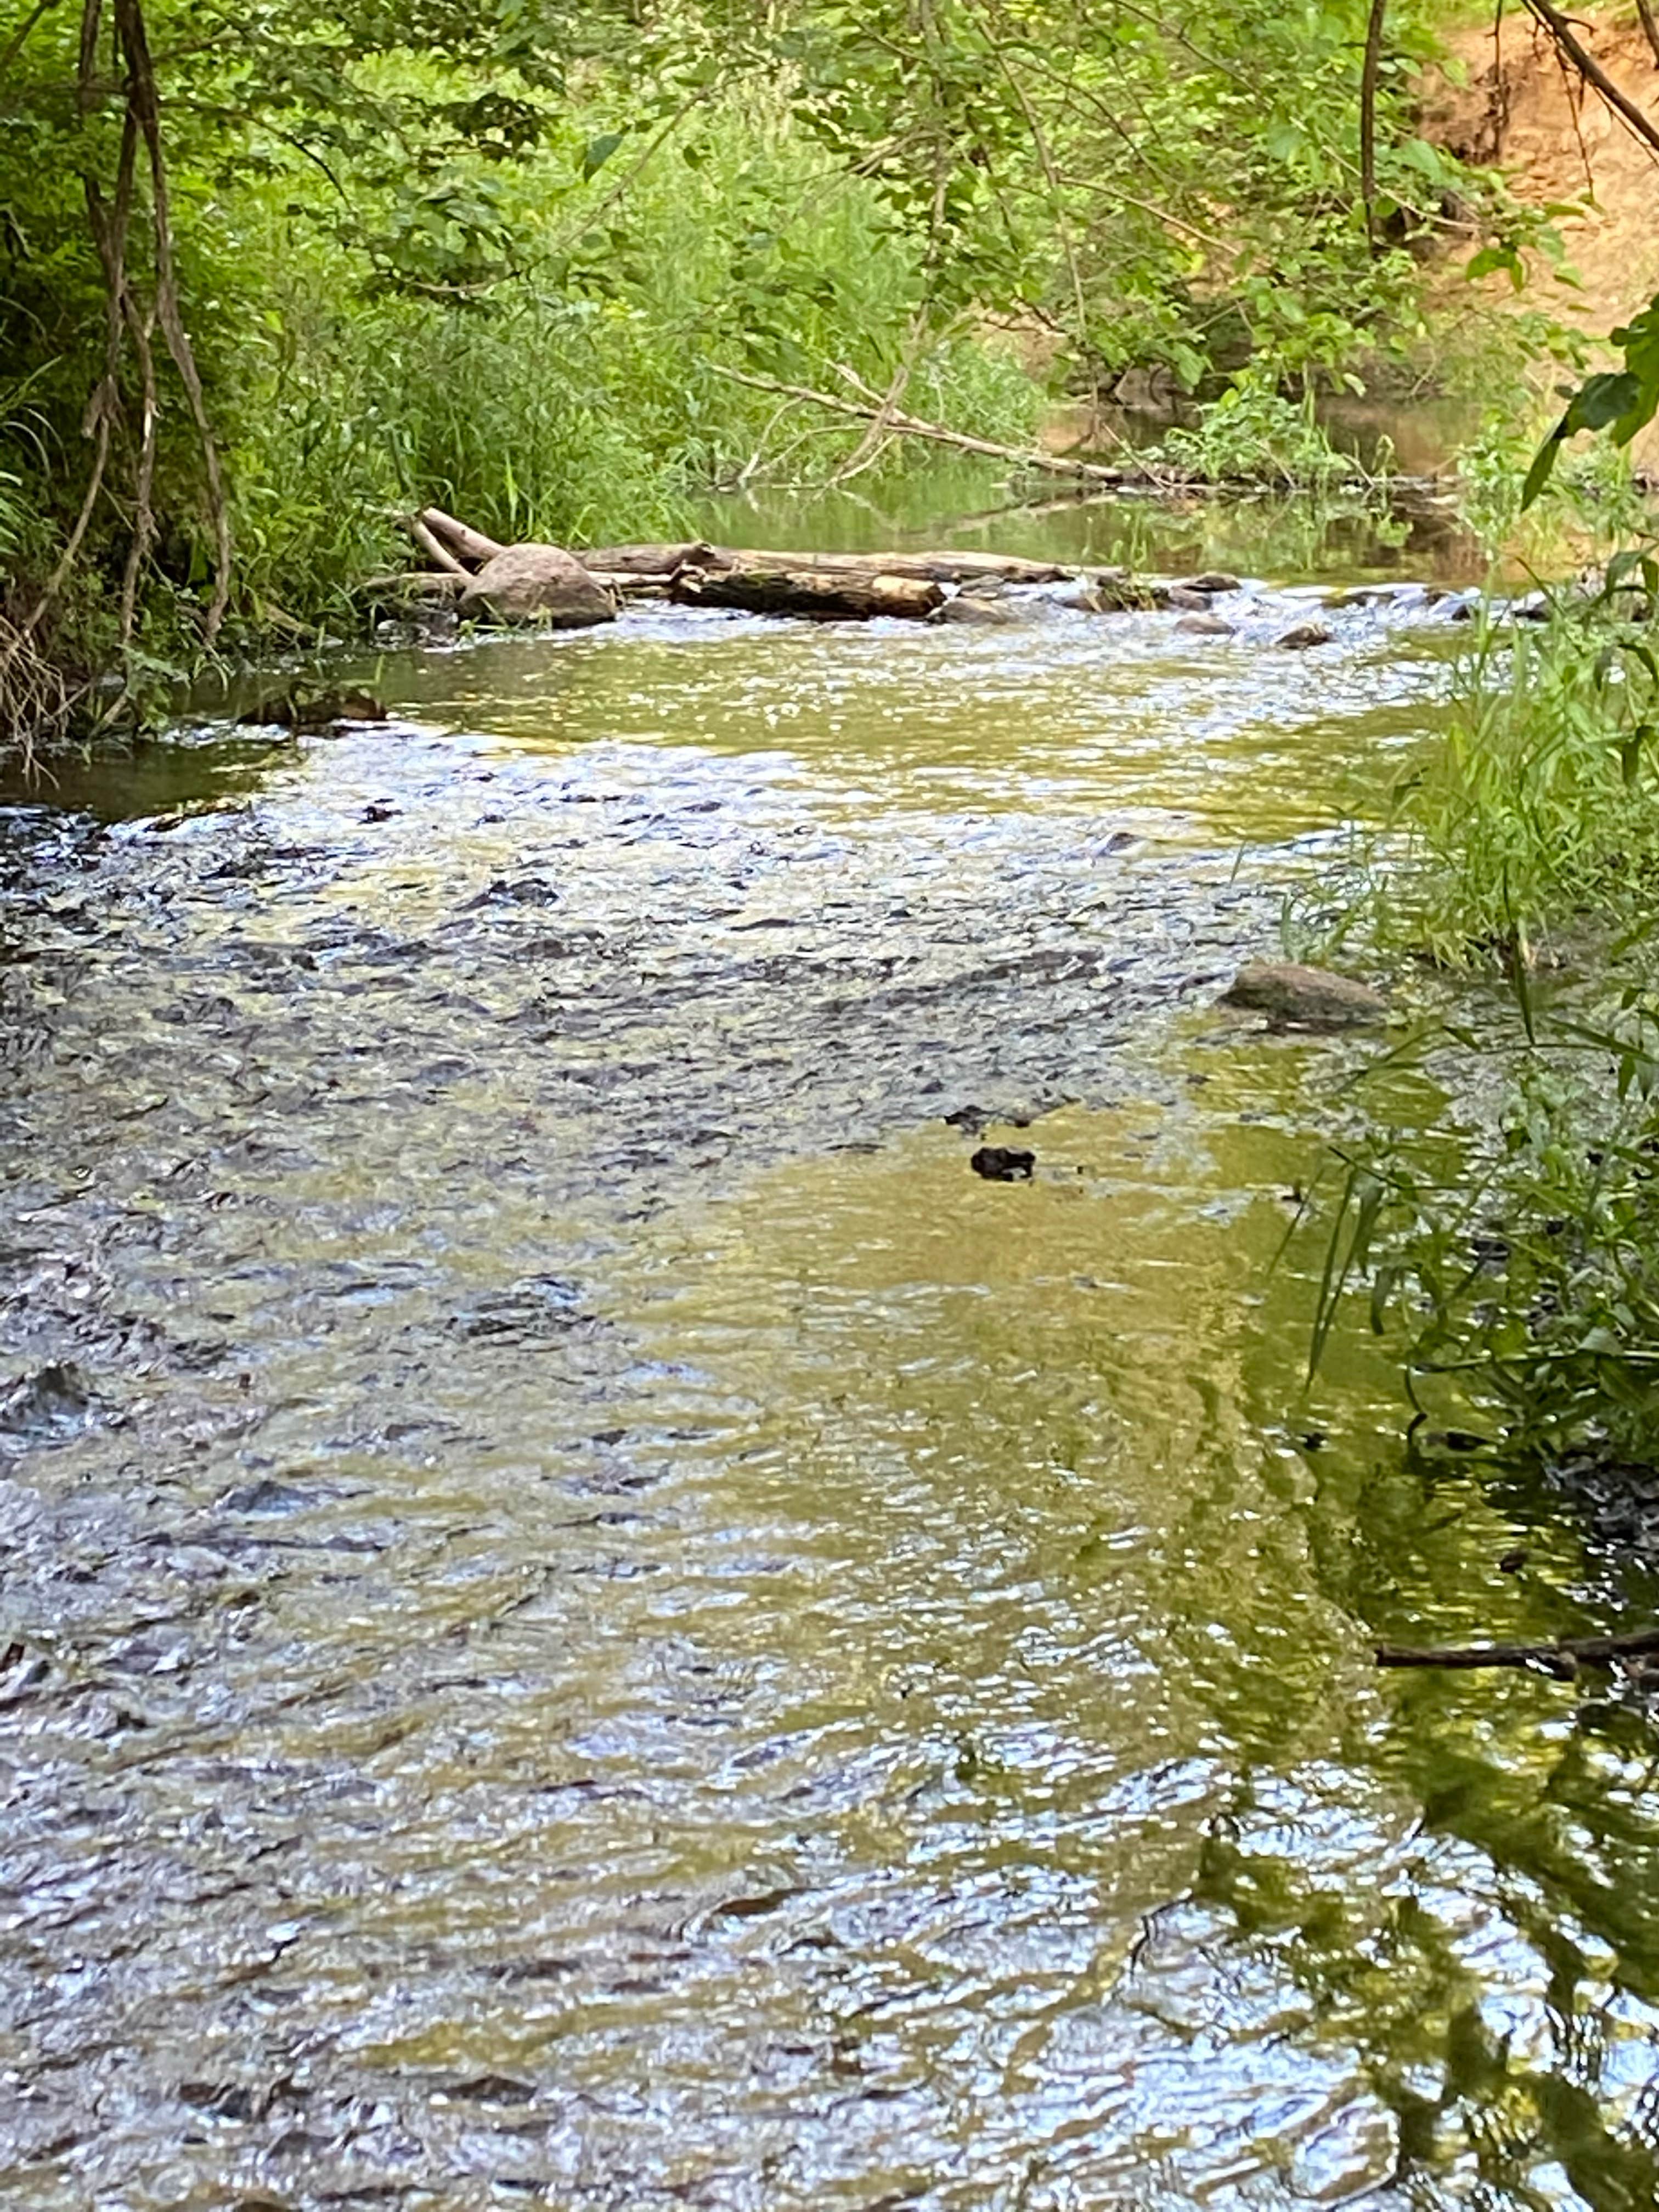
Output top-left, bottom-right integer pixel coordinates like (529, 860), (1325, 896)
(403, 514), (468, 577)
(579, 542), (1077, 585)
(708, 365), (1144, 485)
(362, 569), (464, 599)
(1376, 1624), (1659, 1677)
(580, 540), (726, 576)
(421, 508), (506, 565)
(672, 567), (945, 620)
(707, 368), (1444, 500)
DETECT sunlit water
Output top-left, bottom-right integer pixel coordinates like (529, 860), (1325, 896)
(4, 494), (1659, 2210)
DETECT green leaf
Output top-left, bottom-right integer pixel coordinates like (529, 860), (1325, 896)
(581, 132), (625, 180)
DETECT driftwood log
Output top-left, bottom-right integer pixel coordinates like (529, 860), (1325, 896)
(380, 507), (1239, 624)
(671, 567), (944, 620)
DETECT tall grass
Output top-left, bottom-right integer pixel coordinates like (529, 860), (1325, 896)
(1372, 578), (1659, 967)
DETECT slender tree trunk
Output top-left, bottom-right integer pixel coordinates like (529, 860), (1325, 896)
(1360, 0), (1387, 252)
(1637, 0), (1659, 72)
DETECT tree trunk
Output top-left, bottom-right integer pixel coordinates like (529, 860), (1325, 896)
(671, 568), (945, 620)
(1360, 0), (1387, 252)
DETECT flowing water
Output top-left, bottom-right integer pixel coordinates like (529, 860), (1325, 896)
(4, 493), (1659, 2211)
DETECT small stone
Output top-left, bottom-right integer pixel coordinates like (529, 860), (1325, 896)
(1220, 961), (1388, 1030)
(1274, 621), (1333, 651)
(1174, 613), (1234, 637)
(971, 1146), (1035, 1181)
(1166, 585), (1213, 611)
(1498, 1547), (1528, 1574)
(1186, 571), (1241, 592)
(926, 595), (1024, 627)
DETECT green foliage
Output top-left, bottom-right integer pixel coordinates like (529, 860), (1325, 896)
(1313, 999), (1659, 1470)
(1524, 294), (1659, 508)
(1367, 573), (1659, 967)
(0, 0), (1547, 736)
(1152, 366), (1379, 490)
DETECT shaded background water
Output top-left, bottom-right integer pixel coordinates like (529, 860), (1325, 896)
(3, 488), (1659, 2210)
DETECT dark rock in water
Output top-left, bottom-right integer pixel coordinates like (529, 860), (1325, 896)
(462, 876), (560, 911)
(239, 689), (388, 732)
(1220, 961), (1387, 1031)
(1174, 613), (1234, 637)
(1186, 571), (1241, 593)
(1273, 621), (1333, 651)
(1166, 585), (1214, 611)
(1498, 1547), (1528, 1574)
(972, 1145), (1036, 1181)
(945, 1103), (996, 1133)
(459, 543), (617, 628)
(0, 1361), (95, 1442)
(927, 595), (1024, 628)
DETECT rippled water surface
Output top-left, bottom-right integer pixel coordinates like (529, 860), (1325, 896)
(5, 501), (1659, 2211)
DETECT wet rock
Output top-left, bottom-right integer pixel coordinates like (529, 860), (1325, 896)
(926, 595), (1024, 627)
(1186, 571), (1241, 593)
(1166, 585), (1214, 611)
(1174, 613), (1235, 637)
(459, 544), (617, 629)
(971, 1145), (1036, 1181)
(1071, 576), (1169, 613)
(238, 690), (388, 732)
(1220, 961), (1388, 1031)
(1273, 622), (1333, 651)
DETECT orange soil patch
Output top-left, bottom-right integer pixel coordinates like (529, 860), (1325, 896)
(1421, 8), (1659, 342)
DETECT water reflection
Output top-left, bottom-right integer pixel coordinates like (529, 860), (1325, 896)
(0, 501), (1655, 2210)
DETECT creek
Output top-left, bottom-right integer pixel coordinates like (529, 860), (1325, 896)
(3, 484), (1658, 2211)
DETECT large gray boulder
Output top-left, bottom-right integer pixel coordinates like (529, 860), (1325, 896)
(458, 544), (616, 628)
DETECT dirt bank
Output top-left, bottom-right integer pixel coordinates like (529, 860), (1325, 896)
(1421, 8), (1659, 353)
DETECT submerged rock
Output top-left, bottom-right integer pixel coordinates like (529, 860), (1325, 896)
(1186, 571), (1241, 593)
(1174, 613), (1234, 637)
(239, 689), (388, 732)
(459, 544), (617, 628)
(1273, 621), (1333, 651)
(1221, 961), (1387, 1030)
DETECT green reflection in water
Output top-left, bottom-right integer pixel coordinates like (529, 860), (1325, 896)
(599, 1022), (1659, 2205)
